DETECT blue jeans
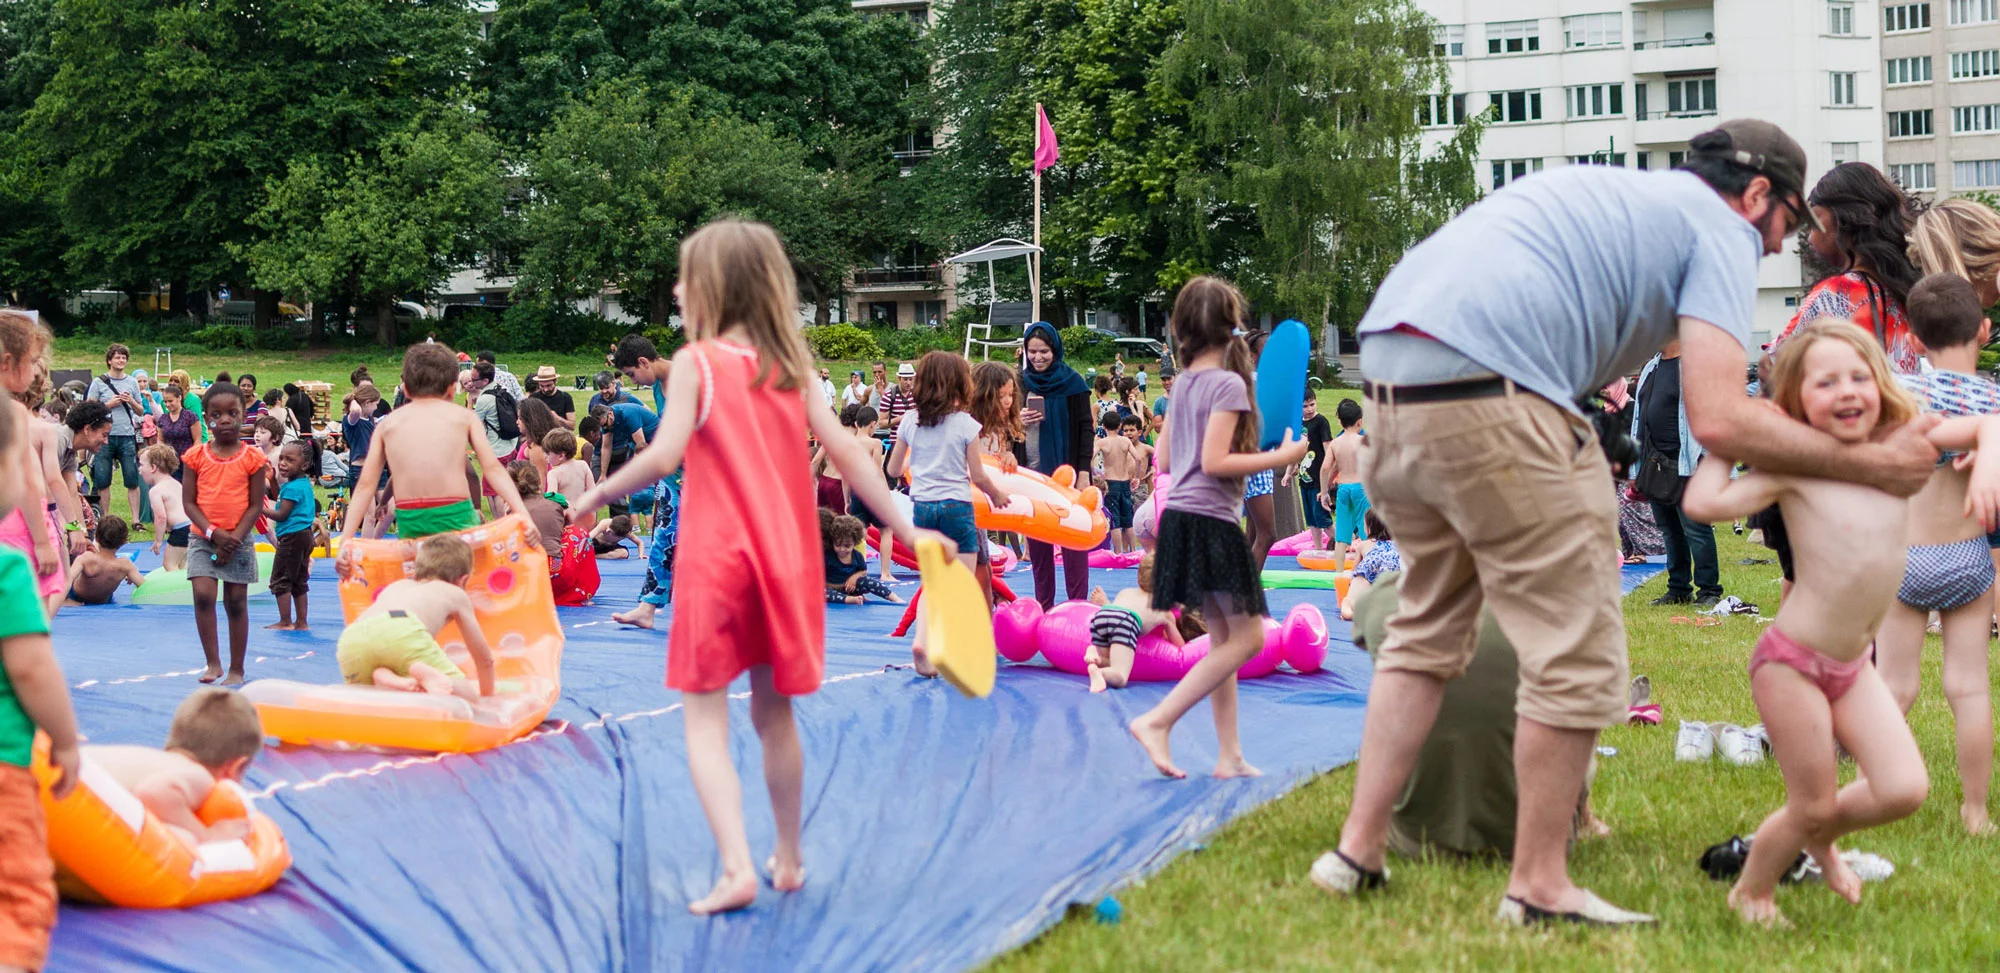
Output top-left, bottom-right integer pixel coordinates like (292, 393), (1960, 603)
(913, 499), (981, 556)
(91, 434), (140, 499)
(1651, 498), (1721, 600)
(638, 474), (681, 608)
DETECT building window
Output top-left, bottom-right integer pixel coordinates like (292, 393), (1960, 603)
(1433, 25), (1464, 57)
(1951, 0), (1998, 23)
(1420, 93), (1467, 127)
(1570, 153), (1627, 167)
(1668, 150), (1688, 168)
(1891, 162), (1937, 190)
(1487, 90), (1544, 123)
(1888, 109), (1934, 137)
(1491, 158), (1543, 188)
(1486, 19), (1541, 55)
(1567, 84), (1624, 118)
(1957, 159), (2000, 187)
(1952, 50), (2000, 78)
(1956, 103), (2000, 131)
(1829, 1), (1856, 34)
(1636, 151), (1652, 170)
(1886, 2), (1933, 30)
(865, 301), (899, 327)
(1562, 12), (1620, 48)
(1665, 76), (1717, 115)
(1831, 142), (1860, 166)
(1887, 56), (1934, 85)
(913, 300), (946, 327)
(1829, 72), (1858, 105)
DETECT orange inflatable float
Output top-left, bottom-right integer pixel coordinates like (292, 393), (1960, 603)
(242, 515), (564, 754)
(32, 737), (289, 908)
(1296, 549), (1349, 571)
(972, 457), (1108, 550)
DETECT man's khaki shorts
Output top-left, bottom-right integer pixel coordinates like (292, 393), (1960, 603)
(1361, 385), (1627, 730)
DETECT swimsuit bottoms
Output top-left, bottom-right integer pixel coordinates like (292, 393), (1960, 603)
(395, 498), (480, 539)
(1896, 537), (1995, 612)
(165, 521), (191, 548)
(1748, 625), (1866, 703)
(336, 610), (464, 684)
(1089, 604), (1144, 648)
(63, 585), (110, 606)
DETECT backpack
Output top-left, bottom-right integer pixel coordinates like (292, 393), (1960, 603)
(487, 387), (521, 441)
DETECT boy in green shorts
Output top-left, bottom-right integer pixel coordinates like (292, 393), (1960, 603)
(335, 343), (539, 579)
(336, 535), (497, 700)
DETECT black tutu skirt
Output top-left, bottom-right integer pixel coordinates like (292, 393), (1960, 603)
(1150, 509), (1267, 618)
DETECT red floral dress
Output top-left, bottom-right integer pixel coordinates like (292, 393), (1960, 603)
(667, 341), (824, 695)
(1772, 271), (1921, 376)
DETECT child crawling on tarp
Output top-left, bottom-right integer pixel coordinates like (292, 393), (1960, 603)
(336, 535), (496, 701)
(84, 688), (262, 844)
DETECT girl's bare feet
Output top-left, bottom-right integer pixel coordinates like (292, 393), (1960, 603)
(198, 666), (223, 684)
(1088, 666), (1108, 693)
(1087, 587), (1109, 606)
(688, 870), (758, 915)
(1809, 843), (1863, 904)
(1727, 884), (1790, 928)
(1963, 803), (1995, 836)
(1128, 716), (1185, 778)
(1213, 756), (1262, 779)
(912, 645), (938, 678)
(263, 620), (292, 630)
(223, 669), (246, 688)
(765, 856), (806, 893)
(612, 603), (659, 629)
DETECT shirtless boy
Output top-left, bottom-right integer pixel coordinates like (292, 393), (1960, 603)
(63, 517), (143, 606)
(335, 535), (496, 700)
(1094, 414), (1142, 553)
(543, 428), (594, 501)
(140, 445), (191, 570)
(336, 343), (540, 577)
(1318, 398), (1370, 566)
(84, 688), (262, 845)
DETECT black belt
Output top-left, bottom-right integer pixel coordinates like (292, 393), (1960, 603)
(1362, 376), (1509, 404)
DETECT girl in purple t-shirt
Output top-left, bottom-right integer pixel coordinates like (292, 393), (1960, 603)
(1129, 277), (1309, 779)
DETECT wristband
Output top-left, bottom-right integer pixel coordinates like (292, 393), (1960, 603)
(62, 522), (82, 533)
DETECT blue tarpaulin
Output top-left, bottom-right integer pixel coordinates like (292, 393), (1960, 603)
(47, 548), (1663, 972)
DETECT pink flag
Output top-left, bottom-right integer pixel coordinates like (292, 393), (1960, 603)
(1033, 104), (1059, 173)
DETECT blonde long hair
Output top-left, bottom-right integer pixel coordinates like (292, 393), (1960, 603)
(678, 220), (811, 392)
(1769, 319), (1920, 428)
(1909, 198), (2000, 285)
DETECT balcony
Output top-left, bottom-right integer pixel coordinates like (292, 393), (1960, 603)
(1633, 110), (1718, 145)
(1632, 36), (1718, 74)
(852, 265), (944, 291)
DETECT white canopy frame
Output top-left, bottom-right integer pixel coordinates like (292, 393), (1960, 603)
(946, 238), (1042, 361)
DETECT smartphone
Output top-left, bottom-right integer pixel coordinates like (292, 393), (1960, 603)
(1026, 393), (1045, 418)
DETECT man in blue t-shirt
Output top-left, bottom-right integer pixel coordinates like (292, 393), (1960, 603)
(1309, 120), (1941, 928)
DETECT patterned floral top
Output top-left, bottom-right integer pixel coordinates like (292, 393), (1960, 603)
(1772, 271), (1921, 376)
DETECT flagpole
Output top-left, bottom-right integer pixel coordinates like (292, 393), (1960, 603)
(1031, 102), (1043, 324)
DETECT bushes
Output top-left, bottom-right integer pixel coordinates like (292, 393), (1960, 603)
(189, 325), (253, 349)
(867, 324), (961, 361)
(1058, 325), (1111, 365)
(805, 323), (884, 361)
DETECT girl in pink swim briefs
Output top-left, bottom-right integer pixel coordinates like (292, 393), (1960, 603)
(1681, 320), (2000, 927)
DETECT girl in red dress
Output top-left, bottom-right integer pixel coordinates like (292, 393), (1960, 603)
(569, 220), (948, 915)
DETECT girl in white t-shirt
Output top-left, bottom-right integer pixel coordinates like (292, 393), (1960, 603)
(887, 351), (1012, 677)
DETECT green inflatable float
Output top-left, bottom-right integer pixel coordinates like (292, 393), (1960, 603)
(130, 552), (278, 605)
(1261, 569), (1345, 591)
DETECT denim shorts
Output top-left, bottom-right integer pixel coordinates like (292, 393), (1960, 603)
(913, 499), (982, 560)
(91, 434), (140, 493)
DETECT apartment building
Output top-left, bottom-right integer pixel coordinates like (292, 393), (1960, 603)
(1880, 1), (2000, 198)
(1415, 1), (1883, 345)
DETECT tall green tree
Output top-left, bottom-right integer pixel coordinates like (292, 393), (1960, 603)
(239, 109), (505, 345)
(1167, 0), (1482, 330)
(25, 0), (480, 316)
(0, 0), (71, 314)
(516, 82), (855, 326)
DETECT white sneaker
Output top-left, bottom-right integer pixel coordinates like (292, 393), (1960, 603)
(1495, 890), (1656, 927)
(1308, 850), (1389, 896)
(1676, 721), (1715, 761)
(1717, 723), (1764, 765)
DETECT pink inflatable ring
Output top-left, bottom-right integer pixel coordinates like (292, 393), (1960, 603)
(994, 599), (1328, 682)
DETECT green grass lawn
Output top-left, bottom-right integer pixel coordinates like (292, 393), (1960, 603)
(991, 531), (2000, 970)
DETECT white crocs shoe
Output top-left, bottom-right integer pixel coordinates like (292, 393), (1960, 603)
(1675, 721), (1715, 761)
(1717, 723), (1764, 765)
(1309, 850), (1389, 896)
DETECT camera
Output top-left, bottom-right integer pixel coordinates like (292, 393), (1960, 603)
(1582, 397), (1641, 479)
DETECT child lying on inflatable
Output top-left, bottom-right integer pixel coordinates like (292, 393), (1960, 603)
(335, 536), (497, 700)
(85, 688), (262, 844)
(1084, 554), (1183, 692)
